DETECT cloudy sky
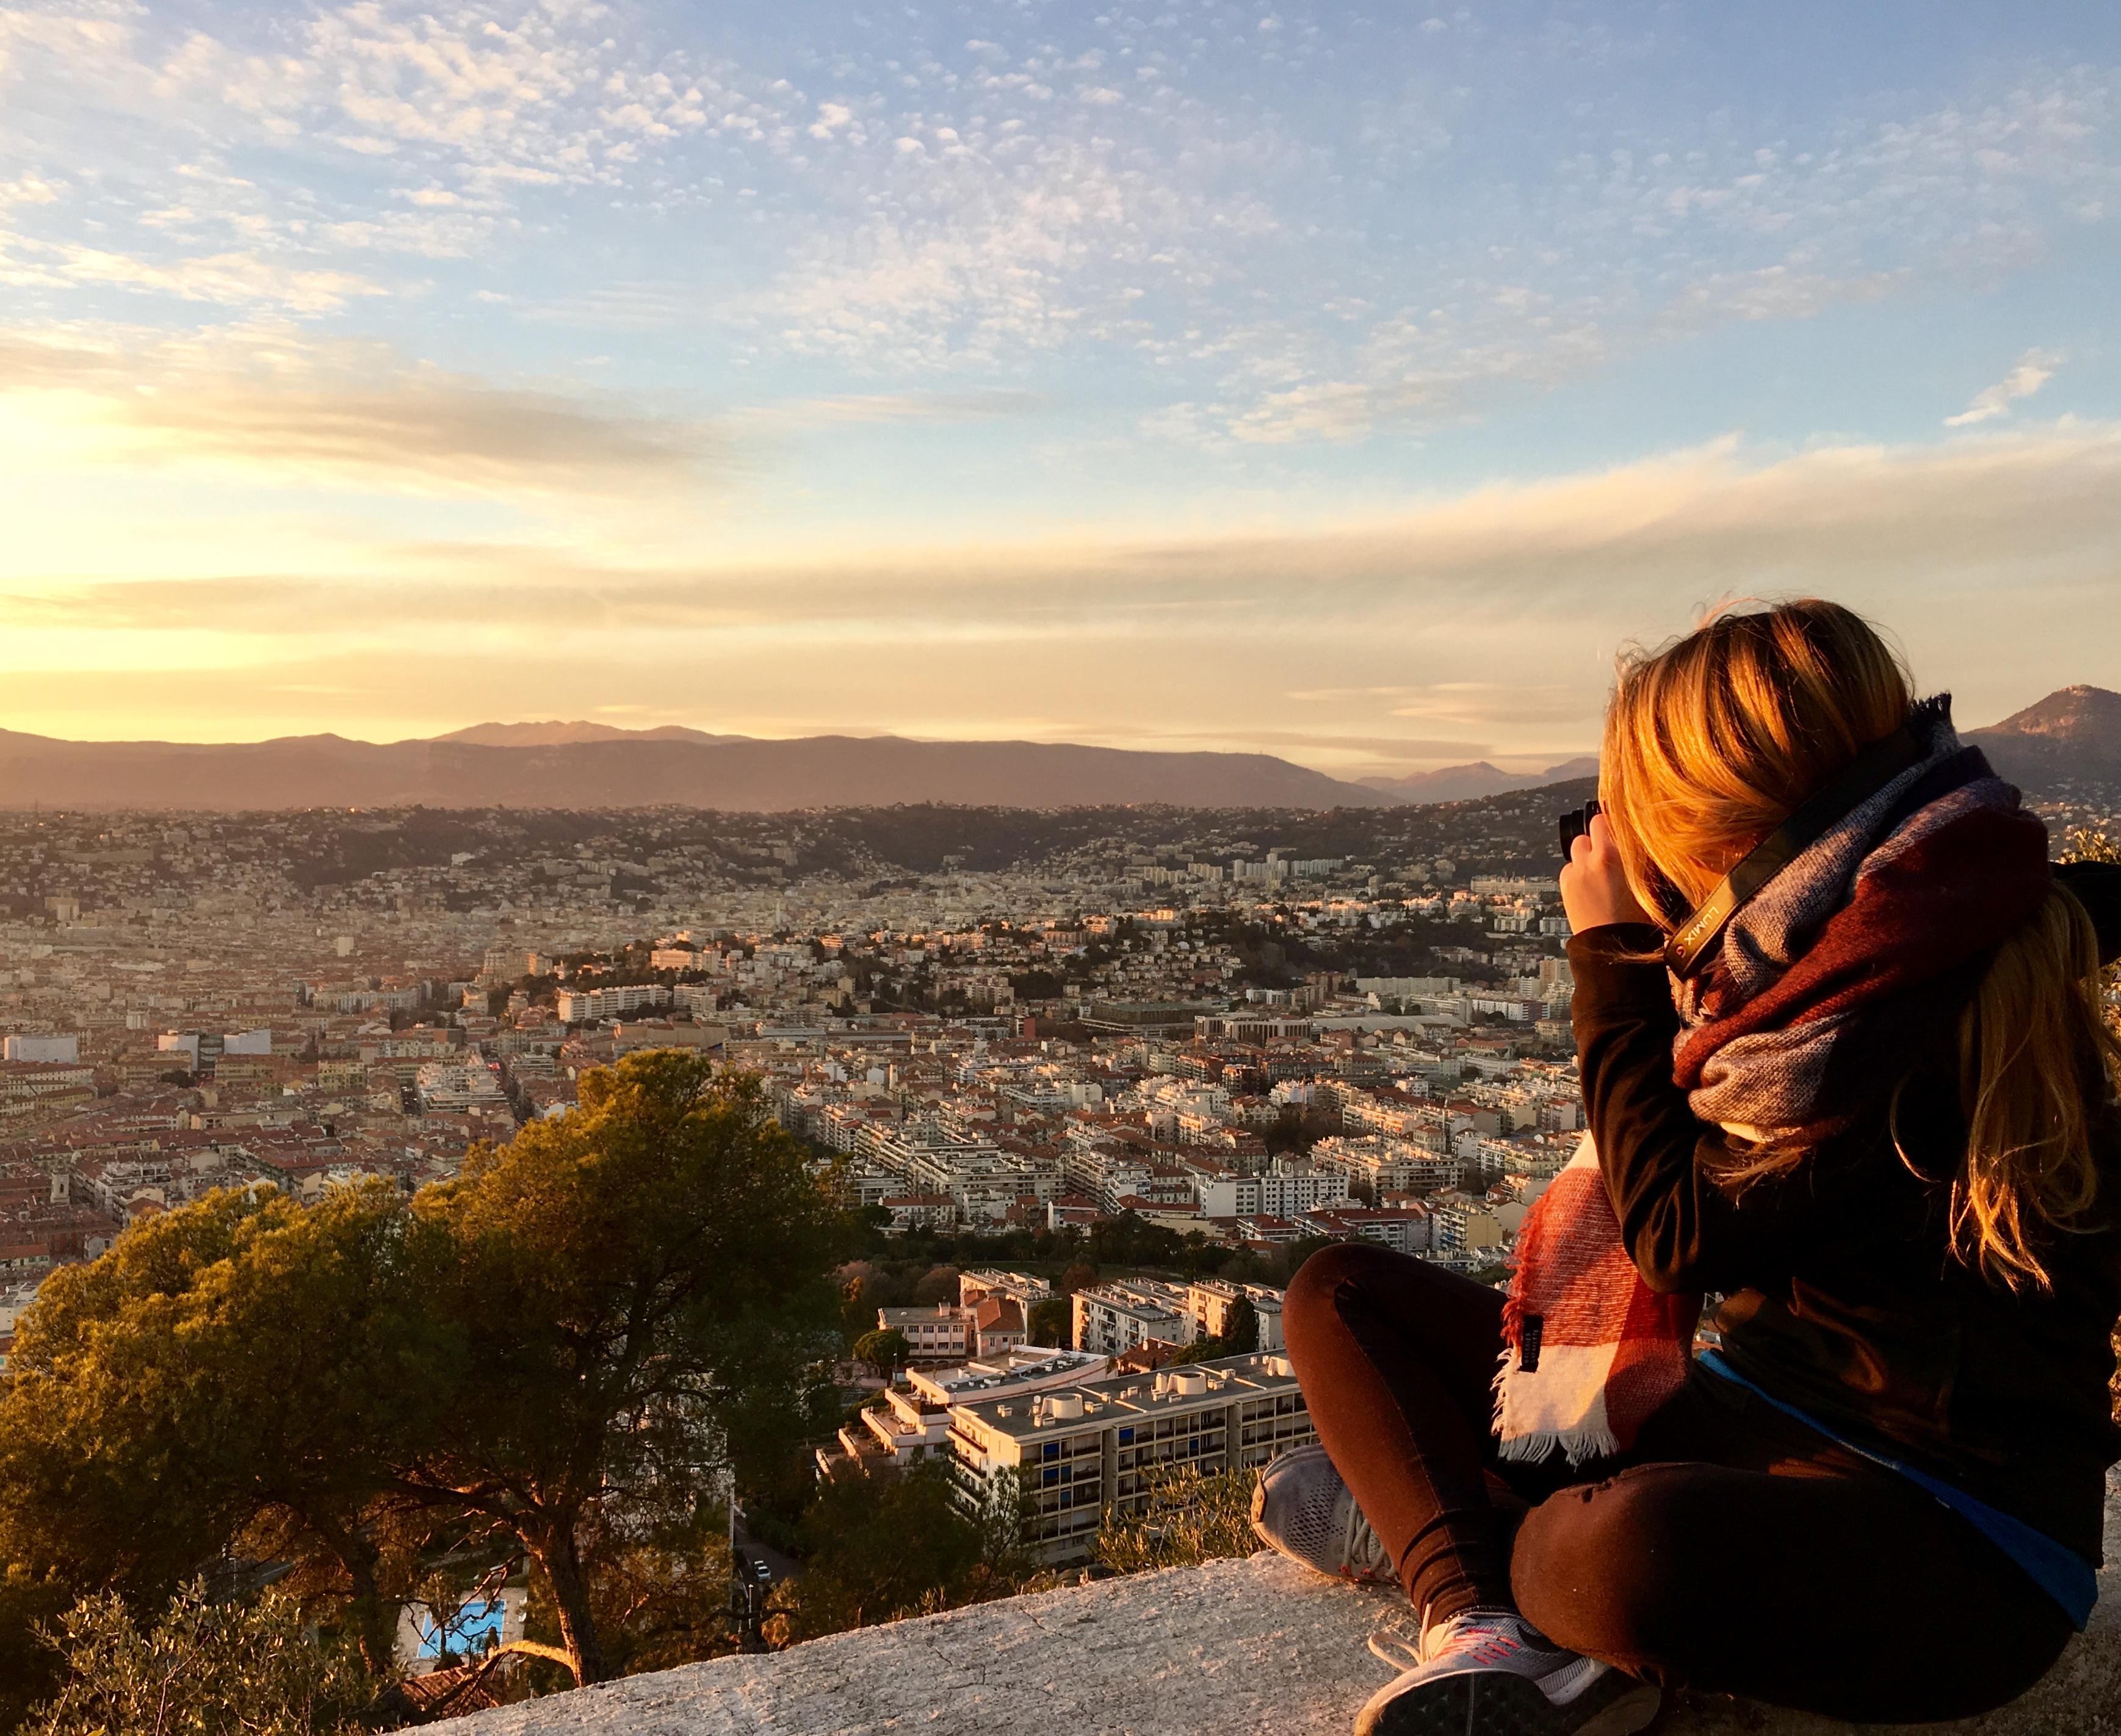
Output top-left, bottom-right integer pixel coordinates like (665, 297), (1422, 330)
(1, 0), (2117, 773)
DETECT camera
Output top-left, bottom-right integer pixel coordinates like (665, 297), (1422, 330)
(1557, 798), (1600, 867)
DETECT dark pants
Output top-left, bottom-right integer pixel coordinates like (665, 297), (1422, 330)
(1282, 1243), (2073, 1723)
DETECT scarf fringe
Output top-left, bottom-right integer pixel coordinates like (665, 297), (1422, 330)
(1494, 1422), (1622, 1467)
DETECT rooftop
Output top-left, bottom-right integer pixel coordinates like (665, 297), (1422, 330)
(407, 1475), (2120, 1736)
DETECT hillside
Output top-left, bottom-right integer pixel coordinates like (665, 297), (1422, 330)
(0, 685), (2106, 813)
(0, 731), (1393, 813)
(1965, 684), (2121, 793)
(1359, 755), (1600, 804)
(432, 721), (750, 748)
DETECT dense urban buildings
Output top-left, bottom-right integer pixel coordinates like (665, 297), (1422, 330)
(0, 785), (2111, 1434)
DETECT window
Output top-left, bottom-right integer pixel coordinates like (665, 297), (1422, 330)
(1042, 1442), (1060, 1461)
(1118, 1427), (1135, 1445)
(1042, 1468), (1059, 1486)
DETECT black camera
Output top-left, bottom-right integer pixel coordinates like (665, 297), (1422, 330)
(1557, 797), (1600, 867)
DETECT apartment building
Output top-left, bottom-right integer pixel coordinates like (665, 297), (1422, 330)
(1307, 1133), (1460, 1196)
(1194, 1171), (1352, 1218)
(554, 983), (671, 1023)
(1185, 1278), (1285, 1351)
(959, 1268), (1053, 1309)
(944, 1351), (1318, 1563)
(877, 1296), (1027, 1362)
(1071, 1279), (1197, 1356)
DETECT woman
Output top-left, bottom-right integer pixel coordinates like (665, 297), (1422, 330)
(1256, 601), (2121, 1736)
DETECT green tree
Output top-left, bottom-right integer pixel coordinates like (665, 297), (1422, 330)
(398, 1054), (844, 1687)
(27, 1580), (382, 1736)
(0, 1182), (446, 1682)
(766, 1463), (1005, 1644)
(851, 1329), (911, 1379)
(1026, 1297), (1072, 1348)
(0, 1054), (850, 1704)
(1221, 1297), (1260, 1355)
(1093, 1465), (1260, 1576)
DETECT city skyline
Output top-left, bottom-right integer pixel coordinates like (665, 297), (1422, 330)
(2, 2), (2119, 772)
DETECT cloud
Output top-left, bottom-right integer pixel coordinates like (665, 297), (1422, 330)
(48, 245), (385, 313)
(1945, 349), (2061, 425)
(5, 422), (2119, 751)
(0, 324), (720, 496)
(743, 389), (1046, 431)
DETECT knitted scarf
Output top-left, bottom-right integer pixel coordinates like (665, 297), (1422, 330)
(1494, 700), (2051, 1465)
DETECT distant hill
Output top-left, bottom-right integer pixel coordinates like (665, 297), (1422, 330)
(0, 731), (1393, 812)
(1965, 685), (2121, 794)
(1360, 756), (1600, 805)
(431, 720), (750, 748)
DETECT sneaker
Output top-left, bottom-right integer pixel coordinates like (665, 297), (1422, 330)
(1353, 1608), (1660, 1736)
(1250, 1444), (1394, 1585)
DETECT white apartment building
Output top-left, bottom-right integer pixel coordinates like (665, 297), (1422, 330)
(1429, 1192), (1506, 1256)
(960, 1269), (1054, 1309)
(1300, 1204), (1434, 1257)
(1308, 1134), (1461, 1195)
(414, 1060), (507, 1115)
(944, 1352), (1319, 1563)
(1194, 1172), (1353, 1219)
(823, 1347), (1110, 1476)
(2, 1034), (78, 1063)
(554, 983), (671, 1023)
(877, 1303), (980, 1362)
(1071, 1279), (1198, 1356)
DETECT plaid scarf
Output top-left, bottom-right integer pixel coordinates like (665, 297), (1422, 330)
(1495, 700), (2051, 1464)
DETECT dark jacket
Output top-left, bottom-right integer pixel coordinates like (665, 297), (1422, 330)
(1569, 859), (2121, 1563)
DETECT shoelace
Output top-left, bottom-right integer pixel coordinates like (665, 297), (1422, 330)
(1367, 1611), (1534, 1675)
(1365, 1632), (1426, 1673)
(1342, 1505), (1391, 1580)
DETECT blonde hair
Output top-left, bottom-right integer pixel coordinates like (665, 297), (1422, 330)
(1600, 598), (2117, 1289)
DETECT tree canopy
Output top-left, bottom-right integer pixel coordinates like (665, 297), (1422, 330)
(0, 1052), (849, 1714)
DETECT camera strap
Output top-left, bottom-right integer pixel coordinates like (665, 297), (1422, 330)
(1663, 717), (1934, 979)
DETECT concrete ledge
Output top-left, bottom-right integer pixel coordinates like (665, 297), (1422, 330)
(415, 1478), (2121, 1736)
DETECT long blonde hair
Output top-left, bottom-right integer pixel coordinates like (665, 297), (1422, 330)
(1599, 598), (2117, 1289)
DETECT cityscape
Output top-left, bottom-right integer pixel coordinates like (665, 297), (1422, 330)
(5, 0), (2121, 1730)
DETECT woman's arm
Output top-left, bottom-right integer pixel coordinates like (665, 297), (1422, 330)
(2054, 859), (2121, 966)
(1567, 925), (1761, 1293)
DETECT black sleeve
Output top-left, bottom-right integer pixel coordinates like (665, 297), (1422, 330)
(1567, 925), (1811, 1295)
(2054, 860), (2121, 966)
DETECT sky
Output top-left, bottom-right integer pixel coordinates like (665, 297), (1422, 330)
(1, 0), (2119, 776)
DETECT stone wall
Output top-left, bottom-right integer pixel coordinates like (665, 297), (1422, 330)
(411, 1476), (2120, 1736)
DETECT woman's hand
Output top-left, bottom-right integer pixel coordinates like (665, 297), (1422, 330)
(1560, 811), (1653, 933)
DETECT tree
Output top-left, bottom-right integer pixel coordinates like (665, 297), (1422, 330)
(910, 1264), (960, 1305)
(397, 1054), (844, 1687)
(852, 1329), (911, 1379)
(0, 1181), (447, 1680)
(1026, 1297), (1072, 1348)
(1092, 1466), (1260, 1576)
(26, 1580), (381, 1736)
(765, 1463), (1009, 1644)
(0, 1055), (856, 1702)
(1057, 1262), (1097, 1295)
(1222, 1297), (1260, 1355)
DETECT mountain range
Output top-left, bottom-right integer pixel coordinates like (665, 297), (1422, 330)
(0, 687), (2107, 812)
(1357, 756), (1602, 804)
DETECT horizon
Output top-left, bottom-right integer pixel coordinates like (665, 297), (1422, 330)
(0, 681), (2101, 781)
(3, 2), (2119, 775)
